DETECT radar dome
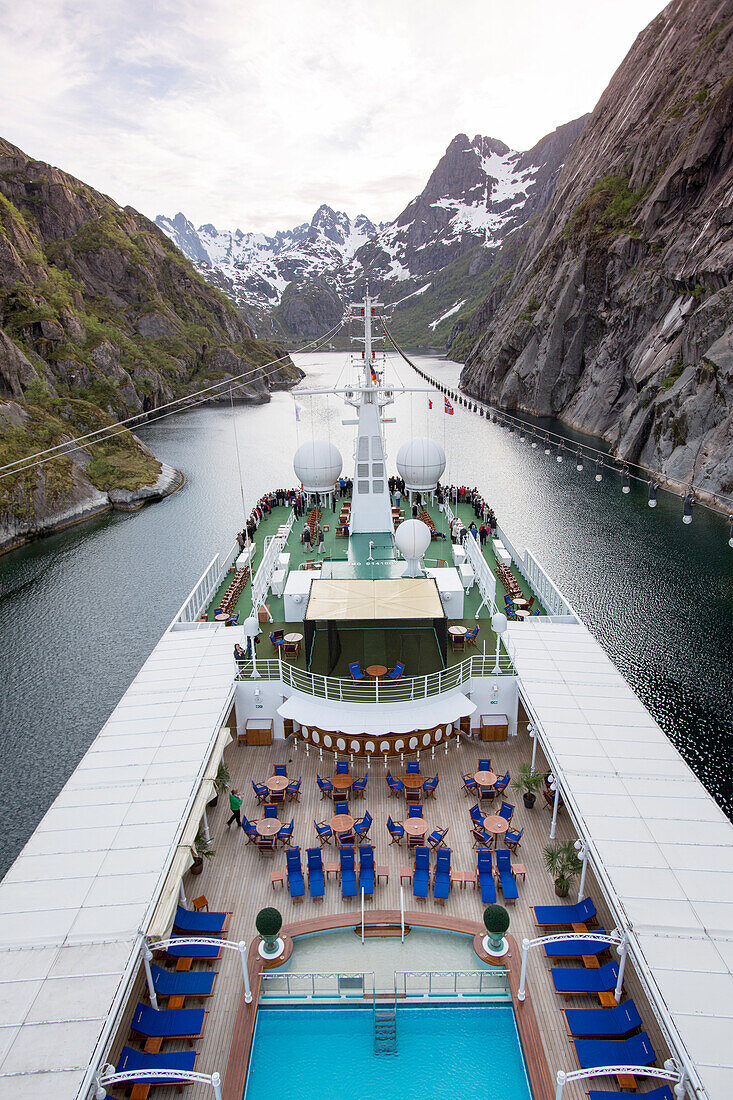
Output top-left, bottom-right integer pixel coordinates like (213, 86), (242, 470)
(293, 440), (342, 493)
(395, 519), (431, 560)
(396, 437), (446, 491)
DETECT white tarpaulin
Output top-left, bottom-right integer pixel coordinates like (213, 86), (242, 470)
(278, 690), (475, 734)
(305, 578), (444, 620)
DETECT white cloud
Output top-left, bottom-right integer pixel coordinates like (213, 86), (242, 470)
(0, 0), (667, 232)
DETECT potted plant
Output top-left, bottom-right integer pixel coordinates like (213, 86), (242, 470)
(208, 761), (230, 808)
(190, 827), (215, 875)
(511, 763), (544, 809)
(543, 840), (583, 898)
(256, 907), (284, 959)
(482, 904), (510, 958)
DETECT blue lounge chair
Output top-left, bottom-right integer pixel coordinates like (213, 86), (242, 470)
(286, 777), (301, 801)
(307, 847), (325, 899)
(589, 1089), (672, 1100)
(472, 825), (492, 848)
(358, 845), (375, 897)
(575, 1032), (656, 1072)
(408, 805), (423, 817)
(286, 848), (305, 901)
(333, 800), (349, 816)
(427, 825), (449, 849)
(354, 810), (372, 839)
(534, 896), (598, 928)
(340, 847), (357, 898)
(387, 816), (404, 844)
(461, 771), (478, 795)
(130, 1002), (205, 1044)
(173, 905), (229, 936)
(351, 775), (368, 798)
(469, 804), (485, 827)
(504, 825), (523, 852)
(263, 804), (278, 819)
(544, 929), (609, 958)
(163, 936), (222, 962)
(241, 813), (259, 843)
(349, 662), (365, 680)
(317, 773), (334, 798)
(494, 770), (510, 793)
(116, 1047), (197, 1081)
(497, 801), (515, 823)
(277, 819), (294, 848)
(150, 963), (216, 1001)
(269, 630), (284, 650)
(252, 779), (269, 803)
(495, 849), (518, 903)
(387, 661), (405, 679)
(413, 846), (430, 899)
(314, 819), (332, 845)
(479, 758), (492, 771)
(433, 848), (451, 903)
(477, 850), (496, 903)
(564, 1000), (643, 1038)
(335, 760), (349, 774)
(423, 775), (439, 798)
(407, 760), (420, 774)
(273, 764), (287, 776)
(386, 772), (404, 796)
(551, 962), (619, 996)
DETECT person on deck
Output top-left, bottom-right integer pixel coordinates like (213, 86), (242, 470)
(226, 789), (243, 829)
(317, 526), (325, 554)
(233, 643), (247, 671)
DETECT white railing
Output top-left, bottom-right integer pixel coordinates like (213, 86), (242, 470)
(394, 969), (510, 1000)
(172, 539), (240, 625)
(235, 652), (514, 696)
(462, 532), (497, 615)
(251, 509), (295, 614)
(522, 550), (577, 620)
(259, 971), (373, 1000)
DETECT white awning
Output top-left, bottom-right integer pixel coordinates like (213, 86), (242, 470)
(278, 690), (475, 734)
(305, 577), (444, 620)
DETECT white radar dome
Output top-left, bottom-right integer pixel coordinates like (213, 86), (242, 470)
(293, 440), (343, 493)
(395, 519), (432, 560)
(396, 437), (446, 491)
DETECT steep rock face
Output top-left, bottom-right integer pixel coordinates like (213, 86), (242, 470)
(460, 0), (733, 505)
(0, 136), (301, 549)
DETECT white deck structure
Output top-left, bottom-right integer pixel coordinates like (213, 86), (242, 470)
(0, 626), (238, 1099)
(507, 620), (733, 1100)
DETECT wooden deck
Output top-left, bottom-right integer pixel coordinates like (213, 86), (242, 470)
(106, 719), (671, 1099)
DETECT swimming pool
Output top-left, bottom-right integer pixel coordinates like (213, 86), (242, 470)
(244, 1005), (533, 1100)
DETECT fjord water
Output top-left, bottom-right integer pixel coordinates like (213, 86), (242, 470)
(0, 352), (730, 875)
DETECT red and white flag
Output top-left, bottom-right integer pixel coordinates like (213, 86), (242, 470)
(428, 399), (433, 409)
(444, 398), (454, 415)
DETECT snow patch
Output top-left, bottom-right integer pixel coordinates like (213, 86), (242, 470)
(429, 300), (466, 330)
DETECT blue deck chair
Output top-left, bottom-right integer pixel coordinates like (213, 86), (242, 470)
(564, 1000), (643, 1038)
(575, 1032), (656, 1073)
(408, 805), (423, 817)
(465, 625), (479, 646)
(407, 760), (420, 774)
(386, 772), (404, 796)
(477, 850), (496, 903)
(405, 786), (421, 806)
(333, 799), (349, 816)
(277, 819), (294, 848)
(340, 847), (357, 898)
(173, 905), (229, 936)
(478, 758), (492, 772)
(349, 662), (365, 680)
(544, 929), (609, 959)
(413, 846), (430, 899)
(461, 771), (478, 796)
(469, 803), (485, 827)
(130, 1002), (205, 1043)
(116, 1047), (197, 1082)
(354, 810), (372, 839)
(335, 760), (349, 774)
(504, 826), (523, 852)
(317, 774), (334, 798)
(495, 849), (518, 903)
(273, 764), (287, 776)
(534, 896), (597, 928)
(551, 962), (619, 996)
(387, 661), (405, 679)
(497, 801), (515, 823)
(269, 630), (284, 651)
(164, 936), (221, 962)
(307, 848), (325, 899)
(589, 1089), (672, 1100)
(433, 848), (451, 903)
(150, 963), (215, 1001)
(358, 845), (375, 897)
(387, 816), (404, 844)
(351, 775), (368, 798)
(427, 826), (449, 849)
(286, 848), (305, 901)
(423, 775), (439, 798)
(286, 777), (301, 802)
(531, 608), (540, 615)
(472, 825), (492, 848)
(252, 779), (269, 803)
(494, 771), (510, 793)
(263, 804), (278, 819)
(241, 814), (259, 843)
(314, 819), (333, 845)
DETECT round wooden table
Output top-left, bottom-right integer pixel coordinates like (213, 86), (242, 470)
(483, 815), (509, 847)
(448, 625), (467, 637)
(367, 664), (388, 679)
(330, 775), (353, 791)
(266, 775), (289, 793)
(213, 611), (228, 621)
(403, 818), (429, 838)
(401, 774), (424, 789)
(256, 819), (281, 837)
(330, 814), (355, 834)
(512, 598), (528, 607)
(474, 770), (497, 788)
(284, 632), (303, 644)
(515, 609), (530, 619)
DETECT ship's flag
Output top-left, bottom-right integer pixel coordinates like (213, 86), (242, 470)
(445, 397), (454, 415)
(370, 366), (378, 384)
(428, 399), (433, 409)
(294, 400), (303, 422)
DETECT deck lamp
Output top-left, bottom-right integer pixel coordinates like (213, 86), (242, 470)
(648, 481), (658, 507)
(683, 493), (694, 524)
(544, 436), (551, 455)
(575, 449), (584, 471)
(491, 611), (508, 675)
(530, 434), (537, 448)
(595, 459), (603, 482)
(520, 429), (526, 441)
(621, 468), (631, 493)
(729, 519), (733, 548)
(556, 444), (564, 463)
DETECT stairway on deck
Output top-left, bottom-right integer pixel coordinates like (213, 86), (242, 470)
(373, 995), (397, 1054)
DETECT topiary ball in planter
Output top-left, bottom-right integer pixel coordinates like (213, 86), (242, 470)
(483, 904), (510, 955)
(256, 907), (283, 958)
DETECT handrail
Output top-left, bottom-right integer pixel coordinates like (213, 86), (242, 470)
(361, 888), (365, 944)
(235, 652), (514, 696)
(522, 550), (578, 620)
(251, 509), (295, 616)
(259, 971), (373, 999)
(400, 885), (405, 943)
(394, 969), (510, 999)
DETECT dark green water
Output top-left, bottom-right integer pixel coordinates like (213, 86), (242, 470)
(0, 352), (730, 877)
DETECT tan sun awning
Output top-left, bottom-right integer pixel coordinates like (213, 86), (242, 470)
(305, 578), (444, 621)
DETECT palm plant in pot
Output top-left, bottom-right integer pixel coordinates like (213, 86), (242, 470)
(191, 827), (215, 875)
(208, 761), (230, 808)
(256, 907), (284, 959)
(483, 904), (510, 958)
(511, 763), (544, 809)
(543, 840), (582, 898)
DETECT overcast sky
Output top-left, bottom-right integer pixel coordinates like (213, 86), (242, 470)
(0, 0), (667, 234)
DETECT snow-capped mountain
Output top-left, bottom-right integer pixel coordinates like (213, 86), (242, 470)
(154, 205), (380, 318)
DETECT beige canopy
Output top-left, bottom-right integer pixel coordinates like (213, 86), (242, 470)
(305, 578), (444, 621)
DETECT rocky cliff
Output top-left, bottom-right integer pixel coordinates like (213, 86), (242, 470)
(459, 0), (733, 506)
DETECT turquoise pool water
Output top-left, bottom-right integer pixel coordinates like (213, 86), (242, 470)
(244, 1005), (533, 1100)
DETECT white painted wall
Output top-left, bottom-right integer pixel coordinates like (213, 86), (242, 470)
(235, 678), (287, 740)
(467, 674), (519, 737)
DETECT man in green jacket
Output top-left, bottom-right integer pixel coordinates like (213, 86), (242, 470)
(226, 788), (243, 828)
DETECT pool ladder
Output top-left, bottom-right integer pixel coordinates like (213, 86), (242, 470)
(373, 994), (397, 1055)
